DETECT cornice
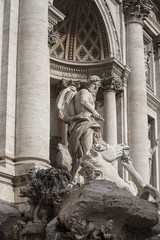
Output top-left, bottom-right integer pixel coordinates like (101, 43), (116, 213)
(144, 16), (160, 37)
(51, 56), (124, 67)
(50, 57), (130, 84)
(48, 3), (65, 24)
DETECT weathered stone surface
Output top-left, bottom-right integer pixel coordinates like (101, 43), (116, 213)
(54, 180), (158, 240)
(60, 180), (158, 226)
(0, 199), (21, 240)
(46, 217), (70, 240)
(19, 221), (46, 240)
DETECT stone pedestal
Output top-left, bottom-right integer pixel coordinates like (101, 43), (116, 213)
(124, 1), (152, 184)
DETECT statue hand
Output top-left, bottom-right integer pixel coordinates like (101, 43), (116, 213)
(92, 112), (104, 121)
(92, 112), (100, 119)
(121, 157), (132, 168)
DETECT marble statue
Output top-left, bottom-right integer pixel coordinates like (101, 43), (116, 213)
(148, 124), (160, 182)
(56, 75), (106, 176)
(56, 75), (146, 196)
(79, 145), (145, 195)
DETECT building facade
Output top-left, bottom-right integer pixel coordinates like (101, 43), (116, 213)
(0, 0), (160, 209)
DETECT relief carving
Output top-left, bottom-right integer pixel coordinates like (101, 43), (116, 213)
(58, 215), (116, 240)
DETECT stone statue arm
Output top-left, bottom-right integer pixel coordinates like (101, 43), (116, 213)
(151, 134), (160, 156)
(121, 158), (145, 195)
(80, 89), (102, 120)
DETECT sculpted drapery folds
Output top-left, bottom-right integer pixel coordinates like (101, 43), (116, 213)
(56, 76), (105, 176)
(56, 75), (146, 195)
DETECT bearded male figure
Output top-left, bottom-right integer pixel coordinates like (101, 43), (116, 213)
(56, 75), (105, 176)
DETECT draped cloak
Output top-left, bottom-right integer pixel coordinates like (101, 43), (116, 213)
(56, 86), (101, 176)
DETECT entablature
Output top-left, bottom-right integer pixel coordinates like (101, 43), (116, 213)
(50, 57), (130, 85)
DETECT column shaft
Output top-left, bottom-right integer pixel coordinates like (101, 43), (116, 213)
(16, 0), (50, 163)
(127, 21), (149, 183)
(104, 90), (117, 145)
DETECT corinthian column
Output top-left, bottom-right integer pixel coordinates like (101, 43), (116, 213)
(123, 0), (152, 183)
(103, 77), (123, 145)
(16, 0), (50, 165)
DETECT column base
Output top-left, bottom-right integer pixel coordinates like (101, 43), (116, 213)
(0, 158), (51, 209)
(0, 159), (15, 202)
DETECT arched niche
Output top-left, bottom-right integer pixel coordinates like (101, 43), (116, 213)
(51, 0), (110, 61)
(51, 0), (121, 62)
(50, 0), (126, 85)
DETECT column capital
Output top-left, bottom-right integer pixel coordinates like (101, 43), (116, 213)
(103, 77), (124, 93)
(48, 3), (65, 47)
(123, 0), (152, 24)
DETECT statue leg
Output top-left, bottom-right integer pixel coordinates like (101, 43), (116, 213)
(81, 129), (94, 156)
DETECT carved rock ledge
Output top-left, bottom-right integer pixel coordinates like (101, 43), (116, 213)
(46, 180), (158, 240)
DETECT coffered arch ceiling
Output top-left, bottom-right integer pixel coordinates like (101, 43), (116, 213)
(51, 0), (115, 62)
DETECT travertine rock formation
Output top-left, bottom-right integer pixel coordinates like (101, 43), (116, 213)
(46, 180), (158, 240)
